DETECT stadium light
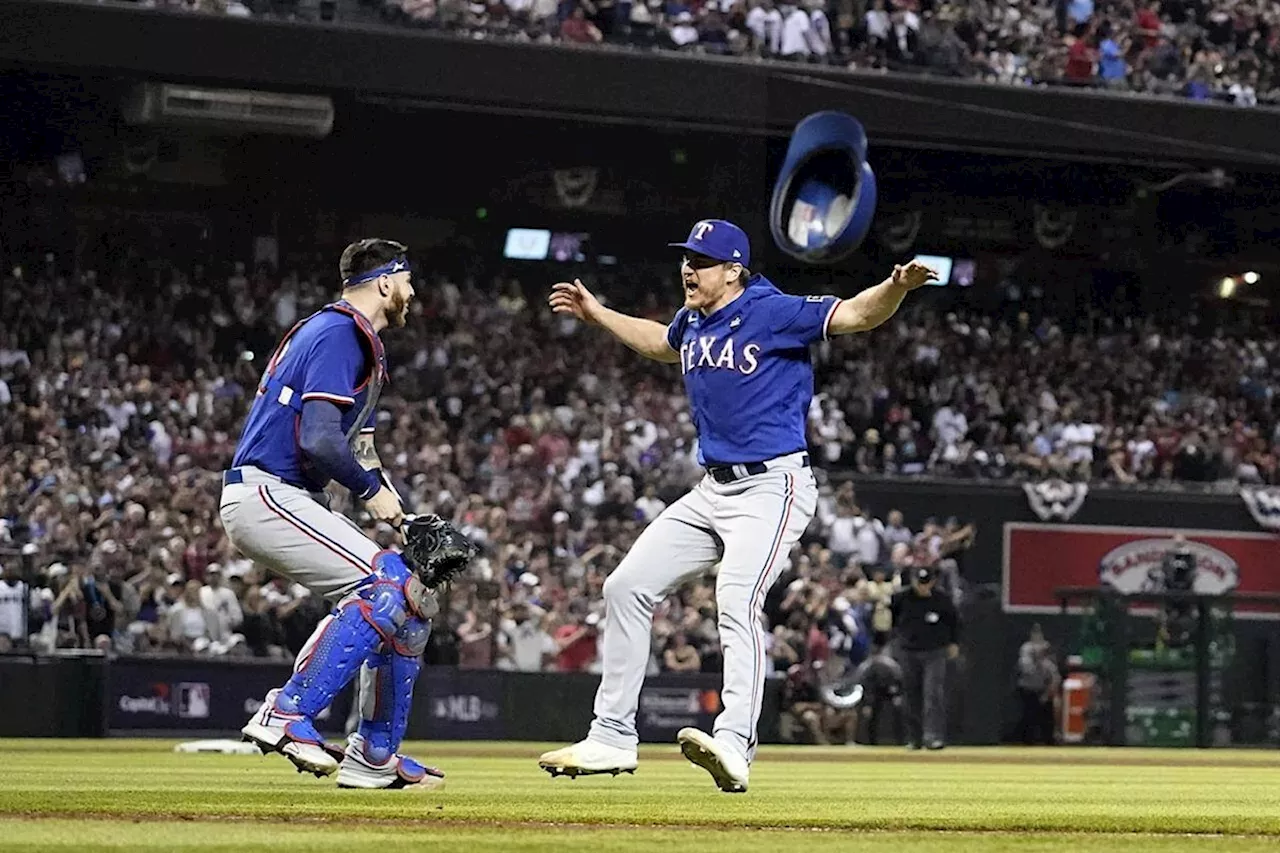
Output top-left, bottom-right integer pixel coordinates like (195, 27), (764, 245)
(1219, 277), (1238, 299)
(1243, 271), (1260, 284)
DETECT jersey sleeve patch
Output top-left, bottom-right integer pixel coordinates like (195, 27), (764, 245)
(770, 293), (842, 346)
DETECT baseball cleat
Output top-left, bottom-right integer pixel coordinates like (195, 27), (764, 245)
(538, 739), (638, 778)
(677, 728), (749, 793)
(335, 733), (445, 791)
(241, 689), (340, 777)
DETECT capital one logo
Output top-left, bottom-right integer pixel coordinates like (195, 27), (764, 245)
(692, 221), (715, 241)
(119, 682), (171, 715)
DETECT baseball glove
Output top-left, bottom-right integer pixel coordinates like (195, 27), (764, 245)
(400, 514), (479, 589)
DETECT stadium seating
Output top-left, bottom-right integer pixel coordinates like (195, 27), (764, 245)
(1, 257), (1276, 670)
(130, 0), (1280, 106)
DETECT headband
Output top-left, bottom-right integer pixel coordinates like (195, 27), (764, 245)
(343, 256), (411, 287)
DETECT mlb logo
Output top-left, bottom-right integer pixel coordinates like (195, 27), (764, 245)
(176, 682), (211, 720)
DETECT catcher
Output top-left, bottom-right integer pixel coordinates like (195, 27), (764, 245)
(238, 515), (476, 789)
(223, 239), (477, 790)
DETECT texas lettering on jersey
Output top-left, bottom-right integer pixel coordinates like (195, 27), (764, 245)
(678, 335), (762, 376)
(665, 275), (840, 465)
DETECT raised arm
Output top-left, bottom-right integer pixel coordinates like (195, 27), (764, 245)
(549, 279), (681, 364)
(826, 260), (938, 336)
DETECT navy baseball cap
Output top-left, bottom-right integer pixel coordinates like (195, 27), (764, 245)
(669, 219), (750, 267)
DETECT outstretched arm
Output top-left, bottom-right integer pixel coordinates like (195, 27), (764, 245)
(827, 260), (938, 336)
(549, 279), (681, 364)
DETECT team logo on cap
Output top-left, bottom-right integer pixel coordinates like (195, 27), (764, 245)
(693, 221), (715, 240)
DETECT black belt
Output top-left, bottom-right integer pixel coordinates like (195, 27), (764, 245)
(706, 454), (809, 484)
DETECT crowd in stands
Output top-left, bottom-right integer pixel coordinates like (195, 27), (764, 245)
(0, 253), (1276, 674)
(374, 0), (1280, 105)
(132, 0), (1280, 107)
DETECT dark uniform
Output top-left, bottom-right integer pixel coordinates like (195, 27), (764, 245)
(851, 649), (905, 745)
(891, 566), (959, 749)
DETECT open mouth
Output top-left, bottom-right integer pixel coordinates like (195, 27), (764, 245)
(683, 279), (699, 297)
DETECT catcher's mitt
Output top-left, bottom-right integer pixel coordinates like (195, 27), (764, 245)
(400, 514), (479, 589)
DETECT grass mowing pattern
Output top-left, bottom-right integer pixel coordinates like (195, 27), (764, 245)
(0, 740), (1277, 851)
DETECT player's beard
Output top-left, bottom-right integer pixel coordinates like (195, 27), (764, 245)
(386, 290), (410, 328)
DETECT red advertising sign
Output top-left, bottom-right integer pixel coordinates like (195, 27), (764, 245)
(1003, 522), (1280, 620)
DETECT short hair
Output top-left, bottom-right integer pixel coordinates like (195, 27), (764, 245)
(339, 238), (408, 286)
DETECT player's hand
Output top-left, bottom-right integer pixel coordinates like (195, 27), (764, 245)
(891, 260), (940, 291)
(364, 485), (404, 527)
(549, 279), (605, 326)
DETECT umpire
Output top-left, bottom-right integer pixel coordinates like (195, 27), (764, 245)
(891, 565), (959, 750)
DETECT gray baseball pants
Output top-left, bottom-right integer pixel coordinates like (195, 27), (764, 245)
(588, 452), (817, 763)
(219, 466), (384, 729)
(218, 466), (379, 600)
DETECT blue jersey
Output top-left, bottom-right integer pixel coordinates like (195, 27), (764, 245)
(665, 275), (839, 466)
(232, 301), (387, 491)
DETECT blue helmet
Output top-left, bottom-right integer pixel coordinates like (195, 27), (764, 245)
(770, 111), (878, 265)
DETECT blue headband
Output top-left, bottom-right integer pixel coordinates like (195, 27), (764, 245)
(343, 257), (411, 287)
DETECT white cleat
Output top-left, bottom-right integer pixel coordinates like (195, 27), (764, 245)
(538, 739), (639, 778)
(240, 689), (341, 778)
(335, 732), (445, 791)
(677, 728), (749, 793)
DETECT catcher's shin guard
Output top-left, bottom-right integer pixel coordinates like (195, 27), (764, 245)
(277, 603), (382, 723)
(336, 617), (443, 789)
(356, 617), (431, 764)
(276, 554), (418, 723)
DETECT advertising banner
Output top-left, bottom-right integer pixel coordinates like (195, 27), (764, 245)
(1003, 522), (1280, 619)
(417, 669), (505, 740)
(637, 676), (722, 742)
(108, 659), (352, 732)
(105, 663), (750, 742)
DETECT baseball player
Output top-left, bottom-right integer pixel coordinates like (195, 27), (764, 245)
(539, 219), (936, 792)
(220, 239), (475, 790)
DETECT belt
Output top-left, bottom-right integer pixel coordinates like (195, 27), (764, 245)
(706, 454), (809, 485)
(222, 466), (303, 490)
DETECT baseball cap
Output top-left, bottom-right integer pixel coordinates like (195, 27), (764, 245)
(669, 219), (751, 267)
(915, 566), (936, 584)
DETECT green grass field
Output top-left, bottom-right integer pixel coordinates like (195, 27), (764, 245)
(1, 740), (1279, 852)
